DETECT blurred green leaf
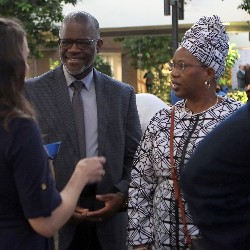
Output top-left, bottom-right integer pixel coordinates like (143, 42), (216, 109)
(0, 0), (77, 58)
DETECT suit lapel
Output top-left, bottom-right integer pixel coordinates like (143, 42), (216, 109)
(49, 66), (79, 155)
(94, 69), (111, 156)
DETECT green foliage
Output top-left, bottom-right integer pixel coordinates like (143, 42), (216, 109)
(94, 55), (113, 77)
(150, 69), (171, 104)
(219, 43), (240, 87)
(49, 55), (113, 77)
(49, 58), (60, 70)
(238, 0), (250, 14)
(116, 36), (173, 102)
(227, 89), (248, 103)
(116, 36), (172, 71)
(0, 0), (77, 58)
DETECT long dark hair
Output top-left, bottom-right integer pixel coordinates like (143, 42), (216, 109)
(0, 17), (35, 130)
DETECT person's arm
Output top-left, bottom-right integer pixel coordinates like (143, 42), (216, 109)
(105, 88), (141, 210)
(11, 119), (105, 238)
(115, 87), (142, 194)
(28, 157), (105, 237)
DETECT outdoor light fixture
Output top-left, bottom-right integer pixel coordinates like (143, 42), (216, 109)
(164, 0), (184, 20)
(163, 0), (185, 54)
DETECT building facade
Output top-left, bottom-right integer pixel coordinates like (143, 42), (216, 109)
(27, 0), (250, 92)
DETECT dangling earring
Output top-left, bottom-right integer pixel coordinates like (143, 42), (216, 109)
(205, 80), (210, 89)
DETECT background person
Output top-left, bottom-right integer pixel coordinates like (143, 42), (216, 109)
(170, 89), (183, 105)
(181, 102), (250, 250)
(216, 84), (226, 97)
(25, 11), (141, 250)
(136, 93), (169, 134)
(143, 71), (153, 92)
(0, 17), (105, 250)
(128, 15), (242, 250)
(237, 64), (246, 89)
(244, 64), (250, 86)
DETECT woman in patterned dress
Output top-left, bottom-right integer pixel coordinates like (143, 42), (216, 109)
(128, 15), (242, 250)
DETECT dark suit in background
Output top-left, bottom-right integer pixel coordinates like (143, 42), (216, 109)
(25, 66), (141, 249)
(237, 65), (246, 89)
(181, 102), (250, 250)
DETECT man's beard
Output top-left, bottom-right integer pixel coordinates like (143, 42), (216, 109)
(64, 64), (89, 76)
(62, 53), (96, 76)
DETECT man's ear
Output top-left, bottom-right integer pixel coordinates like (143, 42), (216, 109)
(96, 39), (103, 53)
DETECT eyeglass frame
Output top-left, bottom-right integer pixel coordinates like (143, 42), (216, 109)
(168, 60), (207, 72)
(58, 38), (99, 50)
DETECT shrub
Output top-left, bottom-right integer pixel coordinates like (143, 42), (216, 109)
(227, 89), (248, 103)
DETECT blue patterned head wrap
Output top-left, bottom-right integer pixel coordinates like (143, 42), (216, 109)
(180, 15), (229, 81)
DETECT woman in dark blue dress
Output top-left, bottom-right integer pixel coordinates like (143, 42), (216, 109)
(0, 17), (105, 249)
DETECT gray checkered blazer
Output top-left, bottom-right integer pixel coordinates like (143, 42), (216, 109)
(25, 65), (141, 250)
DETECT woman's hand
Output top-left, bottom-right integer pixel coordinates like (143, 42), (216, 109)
(76, 156), (106, 184)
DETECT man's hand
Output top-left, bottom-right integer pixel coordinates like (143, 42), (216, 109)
(68, 206), (90, 224)
(69, 193), (126, 223)
(84, 193), (126, 222)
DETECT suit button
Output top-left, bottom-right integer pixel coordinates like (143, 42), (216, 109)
(41, 183), (47, 190)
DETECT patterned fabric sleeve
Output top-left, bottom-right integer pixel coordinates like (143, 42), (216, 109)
(128, 117), (159, 246)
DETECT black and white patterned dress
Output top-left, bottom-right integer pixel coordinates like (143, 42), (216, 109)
(128, 97), (242, 250)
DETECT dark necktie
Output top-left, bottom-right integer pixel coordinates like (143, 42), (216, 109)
(71, 81), (96, 208)
(71, 80), (86, 158)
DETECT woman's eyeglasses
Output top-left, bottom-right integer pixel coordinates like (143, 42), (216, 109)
(168, 61), (207, 72)
(59, 38), (98, 50)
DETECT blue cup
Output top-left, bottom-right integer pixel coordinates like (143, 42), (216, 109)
(44, 141), (61, 160)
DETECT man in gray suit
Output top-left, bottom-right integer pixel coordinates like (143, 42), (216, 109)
(25, 11), (141, 250)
